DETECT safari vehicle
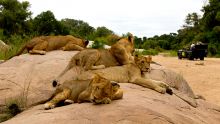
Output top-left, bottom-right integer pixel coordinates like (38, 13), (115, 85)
(177, 43), (208, 60)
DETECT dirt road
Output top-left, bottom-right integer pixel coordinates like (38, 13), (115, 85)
(153, 55), (220, 106)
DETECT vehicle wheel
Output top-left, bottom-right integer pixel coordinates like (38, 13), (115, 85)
(178, 55), (182, 59)
(200, 56), (204, 60)
(189, 56), (194, 60)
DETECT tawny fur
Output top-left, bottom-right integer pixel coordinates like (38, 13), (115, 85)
(44, 75), (123, 109)
(12, 35), (89, 58)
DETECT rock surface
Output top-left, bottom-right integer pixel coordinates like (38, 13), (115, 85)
(1, 51), (220, 124)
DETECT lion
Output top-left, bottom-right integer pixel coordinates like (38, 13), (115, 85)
(44, 75), (123, 109)
(54, 55), (173, 98)
(110, 32), (134, 65)
(12, 35), (89, 57)
(55, 33), (135, 79)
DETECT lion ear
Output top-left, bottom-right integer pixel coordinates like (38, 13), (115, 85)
(134, 54), (139, 62)
(145, 55), (152, 62)
(110, 81), (120, 88)
(127, 33), (134, 44)
(84, 40), (89, 47)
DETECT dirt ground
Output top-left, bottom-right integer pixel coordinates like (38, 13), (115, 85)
(153, 55), (220, 106)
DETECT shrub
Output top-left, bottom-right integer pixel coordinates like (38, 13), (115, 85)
(0, 97), (26, 123)
(135, 49), (159, 56)
(0, 35), (30, 60)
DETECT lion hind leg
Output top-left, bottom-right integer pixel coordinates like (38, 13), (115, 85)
(44, 88), (71, 110)
(29, 50), (46, 55)
(84, 51), (101, 70)
(30, 40), (48, 55)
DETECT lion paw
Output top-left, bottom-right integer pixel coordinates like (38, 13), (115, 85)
(155, 87), (166, 94)
(102, 98), (111, 104)
(64, 99), (74, 105)
(44, 103), (55, 110)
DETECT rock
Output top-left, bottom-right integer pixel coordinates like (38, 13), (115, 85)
(1, 51), (220, 124)
(0, 51), (78, 107)
(0, 40), (10, 52)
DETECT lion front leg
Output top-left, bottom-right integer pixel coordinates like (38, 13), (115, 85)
(30, 40), (48, 55)
(44, 88), (71, 110)
(131, 77), (166, 94)
(156, 81), (173, 95)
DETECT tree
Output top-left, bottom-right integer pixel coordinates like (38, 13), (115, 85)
(0, 0), (32, 35)
(201, 0), (220, 31)
(61, 18), (95, 39)
(183, 13), (200, 28)
(134, 36), (143, 49)
(94, 26), (113, 38)
(33, 10), (68, 35)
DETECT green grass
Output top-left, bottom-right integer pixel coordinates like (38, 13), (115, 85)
(0, 97), (26, 123)
(135, 49), (159, 56)
(162, 50), (177, 57)
(0, 44), (23, 60)
(0, 35), (30, 60)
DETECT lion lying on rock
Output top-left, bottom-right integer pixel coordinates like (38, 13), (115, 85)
(44, 75), (123, 109)
(56, 33), (135, 78)
(13, 35), (89, 57)
(54, 55), (173, 96)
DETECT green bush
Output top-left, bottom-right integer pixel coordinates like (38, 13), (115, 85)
(92, 40), (105, 49)
(142, 49), (159, 55)
(0, 97), (26, 123)
(135, 49), (159, 56)
(0, 35), (30, 60)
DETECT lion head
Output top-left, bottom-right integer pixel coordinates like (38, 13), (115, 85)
(134, 55), (152, 72)
(89, 75), (120, 104)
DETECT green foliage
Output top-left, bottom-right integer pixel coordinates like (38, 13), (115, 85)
(135, 49), (159, 56)
(61, 18), (95, 39)
(33, 10), (68, 35)
(134, 36), (143, 49)
(0, 97), (25, 123)
(162, 50), (177, 57)
(0, 0), (32, 35)
(93, 26), (113, 38)
(91, 40), (105, 49)
(0, 35), (30, 60)
(105, 34), (120, 45)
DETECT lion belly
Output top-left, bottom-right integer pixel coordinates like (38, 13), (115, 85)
(91, 67), (129, 83)
(59, 80), (90, 102)
(95, 49), (120, 67)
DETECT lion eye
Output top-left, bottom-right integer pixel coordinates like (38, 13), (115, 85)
(96, 87), (99, 90)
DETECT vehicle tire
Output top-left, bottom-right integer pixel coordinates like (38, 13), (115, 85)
(178, 55), (182, 59)
(200, 56), (204, 60)
(189, 56), (194, 60)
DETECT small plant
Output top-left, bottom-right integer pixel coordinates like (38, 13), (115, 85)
(134, 49), (159, 56)
(0, 97), (26, 123)
(0, 35), (31, 60)
(92, 39), (105, 49)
